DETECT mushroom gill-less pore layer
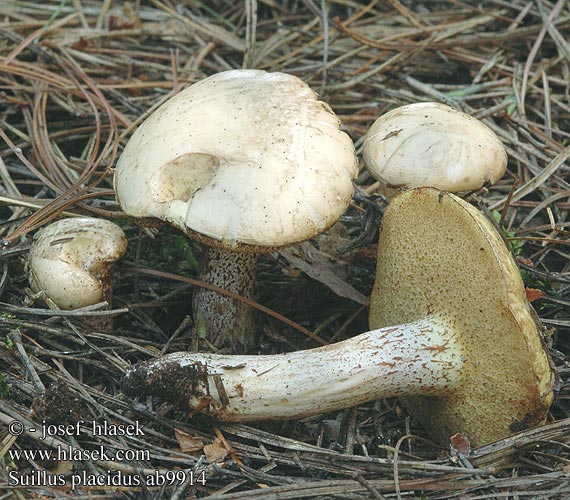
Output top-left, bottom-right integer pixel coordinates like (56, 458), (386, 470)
(370, 188), (553, 446)
(114, 69), (358, 250)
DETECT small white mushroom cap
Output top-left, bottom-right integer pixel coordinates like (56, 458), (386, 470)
(28, 218), (127, 310)
(363, 102), (507, 192)
(114, 69), (358, 250)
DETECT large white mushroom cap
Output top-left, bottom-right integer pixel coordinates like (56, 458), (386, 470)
(363, 102), (507, 192)
(114, 69), (358, 250)
(28, 218), (127, 310)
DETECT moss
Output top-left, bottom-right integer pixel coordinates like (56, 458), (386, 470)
(125, 227), (199, 275)
(491, 210), (524, 257)
(0, 373), (10, 398)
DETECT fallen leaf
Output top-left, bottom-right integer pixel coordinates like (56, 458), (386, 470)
(450, 433), (471, 457)
(280, 243), (369, 306)
(174, 428), (204, 453)
(525, 287), (545, 302)
(203, 438), (229, 462)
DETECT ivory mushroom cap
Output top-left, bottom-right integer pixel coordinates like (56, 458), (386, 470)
(370, 188), (553, 445)
(114, 69), (358, 250)
(27, 218), (127, 310)
(113, 69), (357, 351)
(363, 102), (507, 192)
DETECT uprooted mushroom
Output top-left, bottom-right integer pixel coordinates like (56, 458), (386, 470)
(122, 188), (554, 446)
(114, 69), (358, 352)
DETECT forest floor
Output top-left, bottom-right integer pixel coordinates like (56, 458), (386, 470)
(0, 1), (569, 499)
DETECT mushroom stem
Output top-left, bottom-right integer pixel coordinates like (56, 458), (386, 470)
(193, 248), (258, 352)
(123, 315), (463, 421)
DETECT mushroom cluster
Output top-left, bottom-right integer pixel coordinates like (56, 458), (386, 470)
(123, 188), (554, 446)
(114, 69), (358, 352)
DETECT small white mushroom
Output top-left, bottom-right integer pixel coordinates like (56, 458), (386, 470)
(363, 102), (507, 195)
(27, 217), (127, 311)
(114, 69), (358, 351)
(122, 188), (553, 446)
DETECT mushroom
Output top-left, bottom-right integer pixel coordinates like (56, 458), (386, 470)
(27, 217), (127, 313)
(114, 69), (358, 352)
(363, 102), (507, 196)
(122, 188), (554, 446)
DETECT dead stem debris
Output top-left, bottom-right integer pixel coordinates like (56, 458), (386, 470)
(0, 0), (569, 498)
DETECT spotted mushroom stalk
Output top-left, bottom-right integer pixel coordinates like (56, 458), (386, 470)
(123, 188), (554, 447)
